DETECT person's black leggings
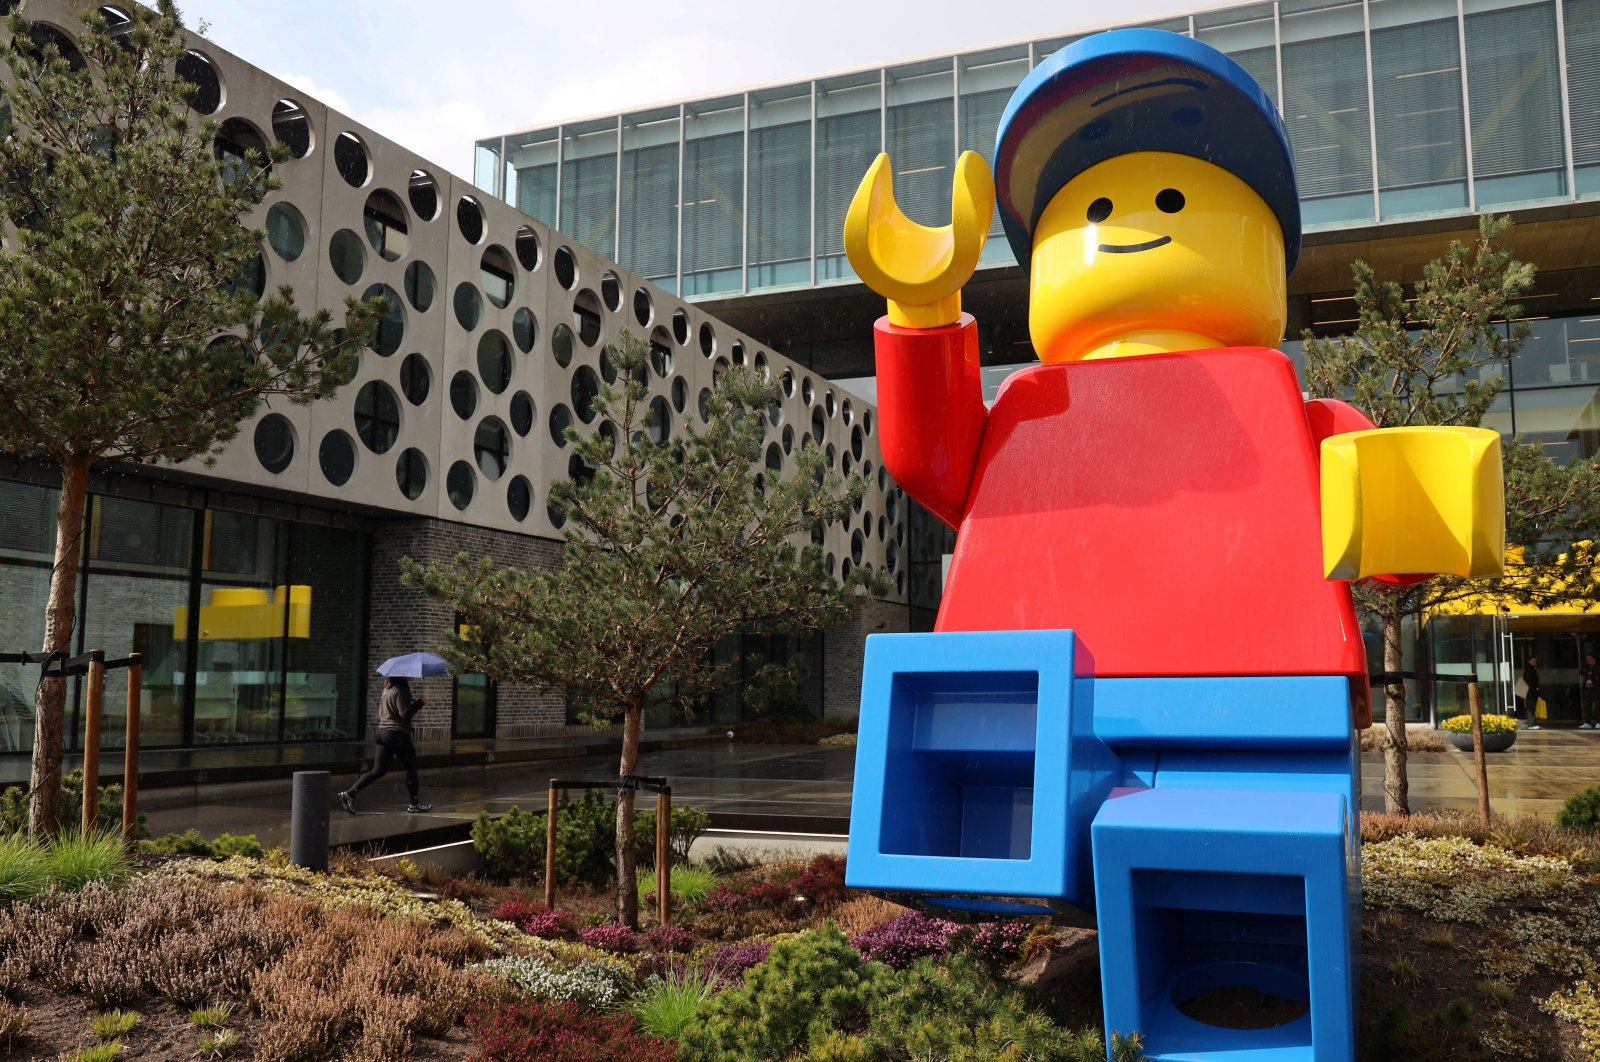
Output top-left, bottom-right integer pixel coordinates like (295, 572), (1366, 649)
(348, 730), (419, 801)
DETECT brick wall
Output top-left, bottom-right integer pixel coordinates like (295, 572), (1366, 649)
(822, 598), (910, 719)
(366, 518), (568, 740)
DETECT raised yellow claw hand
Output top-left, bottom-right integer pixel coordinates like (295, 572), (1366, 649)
(844, 151), (995, 329)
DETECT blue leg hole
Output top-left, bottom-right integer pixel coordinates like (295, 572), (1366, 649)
(880, 670), (1038, 861)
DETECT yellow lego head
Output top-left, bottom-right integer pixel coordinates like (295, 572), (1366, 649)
(1028, 152), (1288, 363)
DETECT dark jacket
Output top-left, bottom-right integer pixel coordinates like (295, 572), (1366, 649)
(377, 682), (424, 734)
(1522, 663), (1541, 699)
(1580, 661), (1599, 692)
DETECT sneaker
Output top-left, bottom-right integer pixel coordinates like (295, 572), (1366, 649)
(405, 801), (432, 814)
(1581, 723), (1594, 729)
(1527, 724), (1541, 730)
(338, 790), (356, 815)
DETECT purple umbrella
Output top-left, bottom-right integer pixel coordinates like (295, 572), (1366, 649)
(375, 652), (449, 678)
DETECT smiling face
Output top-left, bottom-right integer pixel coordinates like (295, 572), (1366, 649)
(1028, 151), (1288, 363)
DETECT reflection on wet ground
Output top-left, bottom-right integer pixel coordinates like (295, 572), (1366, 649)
(139, 729), (1600, 850)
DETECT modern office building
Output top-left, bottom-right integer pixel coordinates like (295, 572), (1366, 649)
(0, 0), (906, 765)
(480, 0), (1600, 724)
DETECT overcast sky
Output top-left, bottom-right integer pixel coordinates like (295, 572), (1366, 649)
(176, 0), (1206, 181)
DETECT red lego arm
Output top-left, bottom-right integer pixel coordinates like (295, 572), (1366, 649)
(1304, 397), (1376, 442)
(874, 313), (986, 529)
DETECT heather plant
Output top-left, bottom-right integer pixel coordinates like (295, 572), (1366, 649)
(0, 1000), (26, 1053)
(520, 908), (580, 941)
(703, 940), (772, 987)
(467, 999), (676, 1062)
(792, 854), (849, 906)
(578, 922), (641, 953)
(850, 910), (961, 969)
(955, 920), (1033, 972)
(630, 965), (718, 1042)
(0, 832), (48, 901)
(646, 922), (695, 953)
(678, 928), (893, 1061)
(475, 953), (636, 1009)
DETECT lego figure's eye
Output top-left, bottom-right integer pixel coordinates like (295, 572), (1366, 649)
(1156, 188), (1185, 213)
(1086, 197), (1113, 223)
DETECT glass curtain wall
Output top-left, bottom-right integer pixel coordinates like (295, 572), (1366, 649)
(886, 60), (954, 231)
(1465, 0), (1566, 206)
(284, 523), (366, 741)
(681, 98), (744, 296)
(560, 121), (618, 259)
(194, 511), (288, 744)
(75, 496), (192, 749)
(619, 108), (680, 293)
(505, 129), (558, 225)
(1280, 0), (1375, 226)
(1566, 0), (1600, 194)
(0, 480), (56, 756)
(1197, 4), (1279, 108)
(1369, 0), (1468, 218)
(748, 84), (812, 290)
(816, 72), (882, 282)
(958, 47), (1029, 266)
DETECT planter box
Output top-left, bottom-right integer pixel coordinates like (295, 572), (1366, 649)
(1446, 731), (1516, 753)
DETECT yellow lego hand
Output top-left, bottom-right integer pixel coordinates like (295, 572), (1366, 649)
(843, 151), (994, 329)
(1321, 427), (1505, 581)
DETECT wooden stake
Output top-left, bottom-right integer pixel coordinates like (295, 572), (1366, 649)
(1468, 680), (1491, 826)
(545, 780), (559, 911)
(122, 656), (142, 846)
(657, 787), (672, 926)
(81, 651), (105, 837)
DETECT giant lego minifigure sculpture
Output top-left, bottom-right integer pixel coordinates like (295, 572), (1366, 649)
(843, 30), (1505, 1061)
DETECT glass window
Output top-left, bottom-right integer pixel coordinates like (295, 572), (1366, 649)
(506, 129), (558, 223)
(1509, 384), (1600, 463)
(887, 59), (954, 230)
(959, 47), (1029, 266)
(748, 85), (812, 290)
(474, 137), (502, 196)
(77, 496), (193, 750)
(0, 480), (57, 757)
(1281, 1), (1375, 226)
(559, 121), (618, 258)
(682, 98), (744, 296)
(816, 72), (882, 282)
(284, 523), (366, 741)
(194, 511), (288, 744)
(1568, 0), (1600, 193)
(1370, 0), (1469, 218)
(1196, 4), (1279, 107)
(1464, 0), (1566, 206)
(619, 109), (680, 290)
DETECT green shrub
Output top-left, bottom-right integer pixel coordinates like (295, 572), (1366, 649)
(678, 927), (892, 1061)
(633, 804), (712, 866)
(1557, 786), (1600, 830)
(140, 829), (213, 858)
(472, 792), (614, 883)
(630, 966), (716, 1042)
(209, 833), (263, 859)
(47, 831), (133, 892)
(0, 832), (49, 902)
(0, 769), (145, 838)
(637, 864), (718, 906)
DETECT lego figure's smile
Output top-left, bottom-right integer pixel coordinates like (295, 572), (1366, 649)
(1098, 235), (1170, 253)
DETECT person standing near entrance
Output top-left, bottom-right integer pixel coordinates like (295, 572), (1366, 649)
(339, 676), (433, 814)
(1580, 651), (1599, 729)
(1522, 656), (1543, 730)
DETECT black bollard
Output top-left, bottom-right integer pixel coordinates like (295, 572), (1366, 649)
(290, 770), (331, 871)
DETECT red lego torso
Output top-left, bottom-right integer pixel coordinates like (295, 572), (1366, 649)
(875, 315), (1370, 692)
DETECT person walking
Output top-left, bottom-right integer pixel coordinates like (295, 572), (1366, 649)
(1522, 655), (1543, 730)
(1580, 651), (1599, 730)
(339, 676), (432, 813)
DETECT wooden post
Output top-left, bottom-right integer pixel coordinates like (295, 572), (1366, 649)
(657, 787), (672, 926)
(544, 781), (559, 911)
(122, 656), (142, 846)
(81, 651), (106, 837)
(1468, 680), (1491, 826)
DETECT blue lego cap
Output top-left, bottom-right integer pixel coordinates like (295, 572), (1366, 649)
(993, 29), (1301, 272)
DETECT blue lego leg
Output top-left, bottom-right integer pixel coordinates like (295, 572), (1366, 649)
(845, 629), (1115, 912)
(1088, 676), (1359, 1062)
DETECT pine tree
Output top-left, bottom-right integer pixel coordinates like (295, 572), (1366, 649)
(1304, 214), (1600, 814)
(403, 331), (886, 925)
(0, 2), (381, 834)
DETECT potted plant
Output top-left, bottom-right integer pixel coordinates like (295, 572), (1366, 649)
(1440, 712), (1519, 753)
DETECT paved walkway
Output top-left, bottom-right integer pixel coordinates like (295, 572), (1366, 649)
(138, 729), (1600, 853)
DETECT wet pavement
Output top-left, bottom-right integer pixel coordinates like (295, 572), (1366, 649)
(135, 728), (1600, 853)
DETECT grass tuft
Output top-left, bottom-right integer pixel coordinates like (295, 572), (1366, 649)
(629, 965), (716, 1041)
(636, 863), (718, 905)
(0, 1000), (27, 1052)
(67, 1042), (122, 1062)
(1478, 979), (1516, 1007)
(197, 1028), (242, 1058)
(188, 1003), (233, 1029)
(1389, 957), (1422, 986)
(46, 831), (133, 893)
(89, 1010), (138, 1041)
(0, 833), (49, 902)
